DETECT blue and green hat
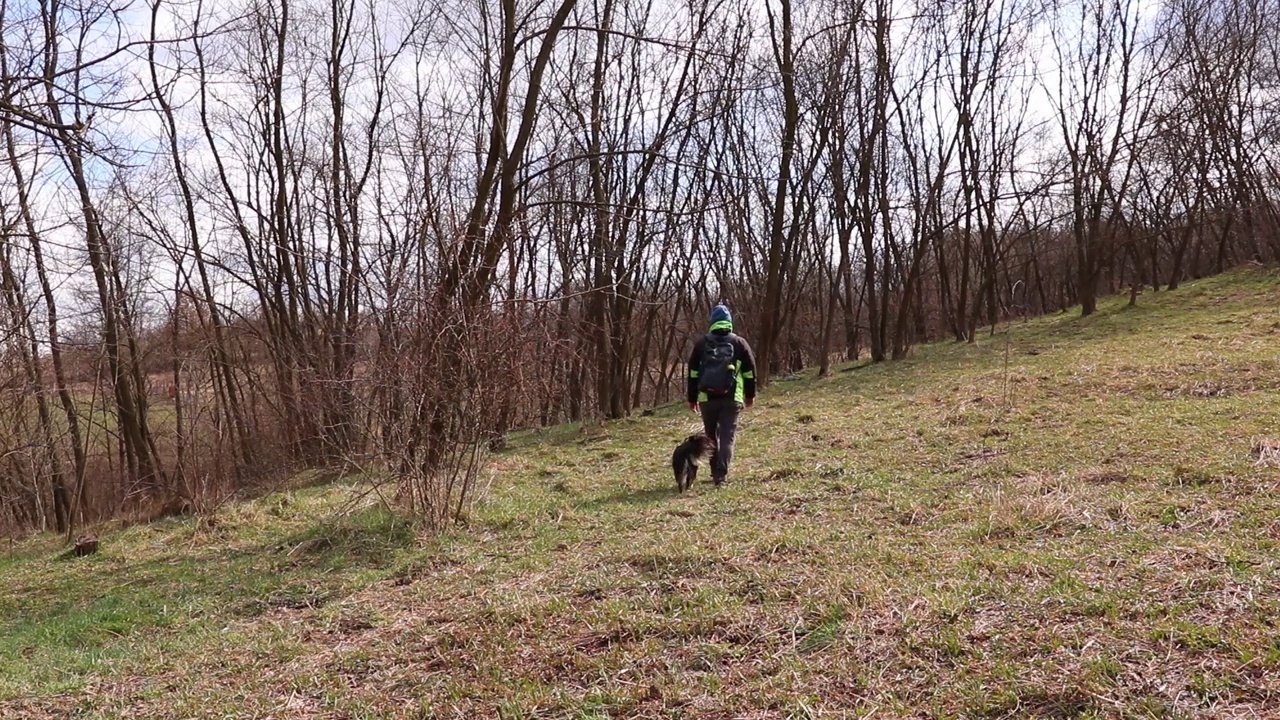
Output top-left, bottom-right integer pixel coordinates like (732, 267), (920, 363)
(709, 304), (733, 332)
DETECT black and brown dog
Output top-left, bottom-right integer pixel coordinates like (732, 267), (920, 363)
(671, 432), (715, 492)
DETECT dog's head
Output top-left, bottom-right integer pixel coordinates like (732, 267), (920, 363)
(689, 432), (716, 455)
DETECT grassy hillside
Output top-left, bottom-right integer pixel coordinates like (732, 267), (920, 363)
(4, 268), (1280, 719)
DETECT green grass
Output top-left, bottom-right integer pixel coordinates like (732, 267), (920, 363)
(4, 268), (1280, 718)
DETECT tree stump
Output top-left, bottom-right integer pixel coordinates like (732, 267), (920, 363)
(1128, 282), (1142, 307)
(73, 536), (99, 557)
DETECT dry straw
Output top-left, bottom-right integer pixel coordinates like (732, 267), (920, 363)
(1251, 437), (1280, 467)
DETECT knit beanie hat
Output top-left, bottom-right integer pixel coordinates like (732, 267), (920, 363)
(709, 304), (732, 327)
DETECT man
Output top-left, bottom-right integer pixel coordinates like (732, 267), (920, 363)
(687, 303), (757, 486)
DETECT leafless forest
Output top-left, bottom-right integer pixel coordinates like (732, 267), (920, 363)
(2, 0), (1278, 535)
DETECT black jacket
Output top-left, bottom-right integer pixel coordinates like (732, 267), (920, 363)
(687, 329), (757, 404)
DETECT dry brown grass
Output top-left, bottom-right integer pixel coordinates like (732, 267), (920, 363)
(5, 268), (1280, 718)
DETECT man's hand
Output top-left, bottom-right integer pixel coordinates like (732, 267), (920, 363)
(688, 401), (699, 413)
(745, 397), (754, 409)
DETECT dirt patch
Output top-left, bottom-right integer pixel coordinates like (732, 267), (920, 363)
(1078, 468), (1131, 485)
(961, 447), (1006, 463)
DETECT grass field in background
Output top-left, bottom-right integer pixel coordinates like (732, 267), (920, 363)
(3, 268), (1280, 719)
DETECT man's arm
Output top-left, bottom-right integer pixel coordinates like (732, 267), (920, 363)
(737, 336), (758, 405)
(687, 337), (703, 409)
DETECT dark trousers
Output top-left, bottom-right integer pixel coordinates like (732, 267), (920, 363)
(699, 397), (741, 481)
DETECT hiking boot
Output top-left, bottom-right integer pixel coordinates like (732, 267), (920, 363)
(713, 476), (726, 487)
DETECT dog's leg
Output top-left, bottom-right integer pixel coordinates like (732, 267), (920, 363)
(687, 463), (697, 491)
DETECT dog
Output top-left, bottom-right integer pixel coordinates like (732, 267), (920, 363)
(671, 432), (716, 492)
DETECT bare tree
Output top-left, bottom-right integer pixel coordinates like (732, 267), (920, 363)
(1048, 0), (1159, 316)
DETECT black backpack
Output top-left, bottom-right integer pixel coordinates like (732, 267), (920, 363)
(698, 334), (738, 397)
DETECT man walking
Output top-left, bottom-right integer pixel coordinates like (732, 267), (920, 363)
(687, 303), (757, 486)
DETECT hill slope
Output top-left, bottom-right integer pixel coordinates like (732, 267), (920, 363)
(4, 269), (1280, 719)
